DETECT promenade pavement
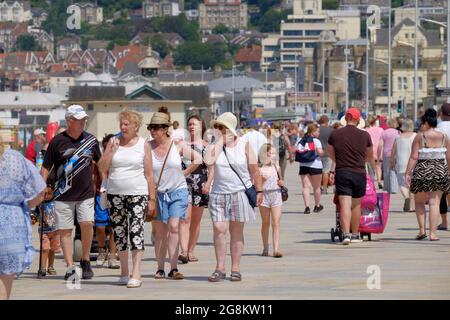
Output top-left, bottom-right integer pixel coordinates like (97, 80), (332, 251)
(11, 162), (450, 300)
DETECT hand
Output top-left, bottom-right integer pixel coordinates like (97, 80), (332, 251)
(329, 173), (335, 186)
(107, 138), (120, 154)
(202, 183), (211, 195)
(405, 173), (412, 188)
(256, 193), (263, 207)
(183, 170), (189, 178)
(277, 180), (284, 187)
(147, 200), (155, 214)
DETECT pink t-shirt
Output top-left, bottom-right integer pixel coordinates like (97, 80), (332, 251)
(365, 126), (384, 160)
(381, 128), (399, 158)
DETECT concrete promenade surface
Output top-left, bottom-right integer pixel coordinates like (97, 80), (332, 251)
(11, 163), (450, 300)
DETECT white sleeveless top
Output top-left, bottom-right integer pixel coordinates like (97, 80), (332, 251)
(395, 133), (416, 173)
(211, 139), (252, 194)
(152, 141), (187, 193)
(107, 137), (148, 195)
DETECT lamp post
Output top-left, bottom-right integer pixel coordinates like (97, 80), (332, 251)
(349, 68), (368, 114)
(333, 76), (346, 111)
(313, 82), (324, 113)
(388, 0), (392, 119)
(414, 0), (418, 123)
(232, 64), (235, 113)
(344, 39), (349, 110)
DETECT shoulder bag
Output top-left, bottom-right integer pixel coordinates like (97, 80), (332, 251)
(222, 146), (258, 208)
(274, 165), (288, 202)
(146, 141), (174, 222)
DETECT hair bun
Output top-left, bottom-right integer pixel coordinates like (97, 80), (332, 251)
(158, 106), (170, 121)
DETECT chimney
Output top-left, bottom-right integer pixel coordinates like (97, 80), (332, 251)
(214, 65), (222, 78)
(184, 65), (192, 73)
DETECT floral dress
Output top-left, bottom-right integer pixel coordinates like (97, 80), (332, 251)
(0, 149), (46, 275)
(182, 143), (209, 207)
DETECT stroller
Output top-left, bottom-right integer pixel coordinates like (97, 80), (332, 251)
(331, 176), (391, 242)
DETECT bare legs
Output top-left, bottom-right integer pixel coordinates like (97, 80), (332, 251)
(188, 207), (204, 259)
(0, 275), (14, 300)
(156, 219), (181, 271)
(212, 221), (245, 273)
(118, 250), (143, 280)
(338, 195), (362, 235)
(259, 206), (282, 256)
(301, 174), (322, 209)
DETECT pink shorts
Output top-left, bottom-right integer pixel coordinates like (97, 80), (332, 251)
(261, 190), (282, 208)
(40, 232), (61, 252)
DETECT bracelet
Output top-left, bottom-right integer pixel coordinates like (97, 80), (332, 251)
(256, 191), (263, 194)
(329, 171), (335, 174)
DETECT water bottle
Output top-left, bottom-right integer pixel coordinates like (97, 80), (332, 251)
(36, 151), (44, 172)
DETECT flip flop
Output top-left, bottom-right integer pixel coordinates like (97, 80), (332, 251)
(154, 269), (165, 279)
(415, 234), (427, 240)
(188, 254), (199, 262)
(430, 237), (440, 241)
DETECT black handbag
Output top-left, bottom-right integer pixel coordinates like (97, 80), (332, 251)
(222, 146), (257, 208)
(274, 165), (288, 202)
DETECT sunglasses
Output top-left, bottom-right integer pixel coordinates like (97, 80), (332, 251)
(147, 124), (166, 131)
(214, 124), (225, 130)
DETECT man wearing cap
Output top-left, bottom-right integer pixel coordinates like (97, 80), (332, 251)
(328, 108), (378, 245)
(25, 128), (46, 164)
(436, 103), (450, 230)
(42, 105), (101, 280)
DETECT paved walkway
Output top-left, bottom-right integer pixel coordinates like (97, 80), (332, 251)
(12, 163), (450, 300)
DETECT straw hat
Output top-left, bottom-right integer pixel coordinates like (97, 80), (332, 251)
(148, 112), (172, 126)
(210, 112), (238, 137)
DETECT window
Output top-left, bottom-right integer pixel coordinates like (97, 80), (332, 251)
(283, 42), (302, 49)
(305, 43), (316, 48)
(265, 45), (280, 51)
(403, 77), (408, 90)
(88, 104), (94, 111)
(397, 77), (402, 90)
(283, 55), (296, 61)
(283, 30), (302, 36)
(305, 30), (322, 36)
(405, 33), (409, 39)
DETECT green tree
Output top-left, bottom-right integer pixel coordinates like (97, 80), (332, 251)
(258, 9), (286, 33)
(322, 0), (339, 10)
(150, 14), (199, 42)
(151, 34), (171, 59)
(13, 34), (43, 51)
(174, 42), (226, 69)
(213, 24), (231, 35)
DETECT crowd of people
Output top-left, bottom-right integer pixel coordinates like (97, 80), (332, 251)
(1, 102), (450, 298)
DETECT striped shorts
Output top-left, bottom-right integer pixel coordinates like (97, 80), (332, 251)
(209, 191), (255, 222)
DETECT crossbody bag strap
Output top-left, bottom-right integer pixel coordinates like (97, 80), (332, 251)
(273, 164), (281, 181)
(156, 140), (174, 189)
(222, 145), (248, 191)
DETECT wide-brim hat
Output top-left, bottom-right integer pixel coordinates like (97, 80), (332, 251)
(210, 112), (238, 137)
(340, 116), (366, 129)
(148, 112), (172, 126)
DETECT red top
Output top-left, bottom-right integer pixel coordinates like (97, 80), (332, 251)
(25, 140), (37, 164)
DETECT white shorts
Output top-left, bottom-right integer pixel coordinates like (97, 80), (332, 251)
(54, 198), (95, 230)
(261, 190), (282, 208)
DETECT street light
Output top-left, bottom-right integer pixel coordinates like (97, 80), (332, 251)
(349, 67), (368, 115)
(333, 76), (346, 111)
(313, 82), (324, 113)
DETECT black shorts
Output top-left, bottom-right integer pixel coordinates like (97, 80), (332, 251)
(335, 171), (366, 198)
(299, 166), (323, 176)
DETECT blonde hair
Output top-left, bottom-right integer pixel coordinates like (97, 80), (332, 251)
(388, 118), (398, 129)
(119, 109), (143, 130)
(367, 115), (377, 126)
(306, 123), (319, 136)
(258, 143), (273, 167)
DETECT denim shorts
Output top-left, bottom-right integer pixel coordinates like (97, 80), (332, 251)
(157, 188), (189, 224)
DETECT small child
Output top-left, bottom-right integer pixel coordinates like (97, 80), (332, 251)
(258, 143), (284, 258)
(38, 186), (61, 277)
(94, 134), (119, 269)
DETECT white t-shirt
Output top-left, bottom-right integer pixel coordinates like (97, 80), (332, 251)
(297, 138), (323, 169)
(241, 130), (268, 156)
(436, 121), (450, 139)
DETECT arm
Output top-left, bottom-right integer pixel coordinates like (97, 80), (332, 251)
(245, 142), (263, 206)
(327, 144), (336, 185)
(204, 137), (224, 166)
(377, 137), (383, 162)
(447, 135), (450, 176)
(179, 141), (201, 177)
(366, 146), (379, 182)
(405, 135), (421, 187)
(276, 165), (284, 187)
(202, 164), (214, 195)
(390, 140), (398, 171)
(144, 142), (156, 213)
(97, 138), (119, 177)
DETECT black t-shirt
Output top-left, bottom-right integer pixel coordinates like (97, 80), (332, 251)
(328, 125), (372, 174)
(43, 131), (101, 201)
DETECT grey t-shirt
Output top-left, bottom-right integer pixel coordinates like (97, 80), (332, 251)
(319, 126), (333, 157)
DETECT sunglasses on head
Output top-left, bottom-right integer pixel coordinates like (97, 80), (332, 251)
(147, 124), (166, 131)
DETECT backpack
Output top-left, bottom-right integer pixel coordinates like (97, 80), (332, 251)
(278, 134), (286, 159)
(295, 136), (319, 163)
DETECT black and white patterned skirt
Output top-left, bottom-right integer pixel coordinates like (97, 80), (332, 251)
(410, 159), (450, 193)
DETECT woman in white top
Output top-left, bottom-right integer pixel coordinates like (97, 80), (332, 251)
(203, 112), (263, 282)
(390, 119), (417, 212)
(98, 110), (155, 288)
(147, 107), (201, 280)
(296, 123), (324, 214)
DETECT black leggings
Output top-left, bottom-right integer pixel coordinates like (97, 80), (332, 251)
(440, 192), (448, 214)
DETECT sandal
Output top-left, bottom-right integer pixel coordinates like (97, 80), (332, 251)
(188, 254), (199, 262)
(154, 269), (165, 279)
(208, 270), (226, 282)
(415, 233), (427, 240)
(230, 271), (242, 282)
(437, 224), (448, 231)
(168, 268), (184, 280)
(178, 255), (189, 264)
